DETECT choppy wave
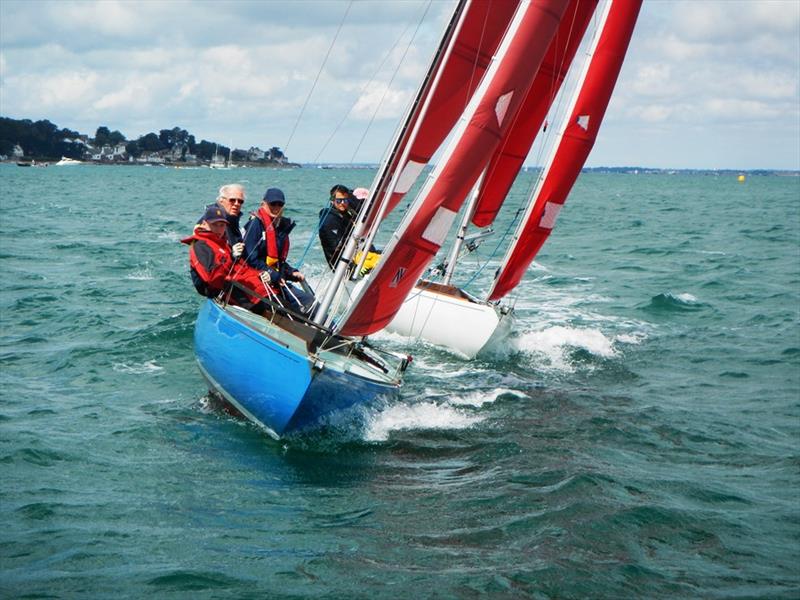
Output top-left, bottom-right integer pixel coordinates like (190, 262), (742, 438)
(364, 401), (484, 442)
(449, 388), (527, 407)
(112, 360), (164, 375)
(126, 268), (155, 281)
(643, 291), (706, 313)
(514, 325), (617, 372)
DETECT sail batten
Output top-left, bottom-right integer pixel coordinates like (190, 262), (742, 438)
(488, 0), (643, 302)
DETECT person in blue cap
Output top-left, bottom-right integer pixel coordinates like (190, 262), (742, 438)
(242, 187), (315, 316)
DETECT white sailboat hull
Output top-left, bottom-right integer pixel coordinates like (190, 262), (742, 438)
(386, 281), (512, 358)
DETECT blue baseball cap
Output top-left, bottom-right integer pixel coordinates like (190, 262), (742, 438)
(202, 205), (228, 223)
(263, 187), (285, 205)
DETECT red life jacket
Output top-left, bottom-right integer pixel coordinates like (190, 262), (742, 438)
(182, 227), (266, 303)
(182, 228), (231, 292)
(257, 206), (290, 267)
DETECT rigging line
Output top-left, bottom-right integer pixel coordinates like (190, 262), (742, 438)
(295, 205), (332, 269)
(460, 206), (524, 289)
(312, 19), (417, 165)
(348, 0), (434, 163)
(283, 1), (354, 156)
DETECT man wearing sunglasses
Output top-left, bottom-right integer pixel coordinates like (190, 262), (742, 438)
(242, 187), (314, 316)
(197, 183), (247, 259)
(318, 184), (359, 269)
(318, 184), (380, 274)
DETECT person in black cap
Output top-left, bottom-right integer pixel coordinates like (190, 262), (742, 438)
(242, 187), (314, 315)
(181, 204), (266, 310)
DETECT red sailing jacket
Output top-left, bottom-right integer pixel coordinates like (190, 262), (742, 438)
(181, 228), (266, 303)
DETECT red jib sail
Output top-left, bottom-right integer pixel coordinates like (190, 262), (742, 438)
(340, 0), (572, 337)
(488, 0), (643, 302)
(470, 0), (598, 228)
(364, 0), (521, 230)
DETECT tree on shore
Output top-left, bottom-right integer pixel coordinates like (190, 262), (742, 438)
(0, 116), (291, 164)
(94, 126), (125, 147)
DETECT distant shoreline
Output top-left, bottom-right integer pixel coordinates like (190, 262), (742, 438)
(4, 160), (797, 176)
(5, 160), (301, 169)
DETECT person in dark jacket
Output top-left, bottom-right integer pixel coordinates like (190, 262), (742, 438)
(318, 184), (380, 274)
(243, 187), (315, 315)
(182, 204), (267, 311)
(318, 184), (358, 269)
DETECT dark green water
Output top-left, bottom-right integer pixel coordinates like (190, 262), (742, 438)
(1, 164), (798, 598)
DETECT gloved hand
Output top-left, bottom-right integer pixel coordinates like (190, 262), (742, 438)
(231, 242), (244, 259)
(260, 270), (280, 287)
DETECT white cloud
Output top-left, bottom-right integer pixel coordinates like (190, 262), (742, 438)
(351, 84), (412, 121)
(0, 0), (797, 168)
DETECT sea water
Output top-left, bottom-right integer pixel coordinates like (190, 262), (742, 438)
(1, 164), (798, 598)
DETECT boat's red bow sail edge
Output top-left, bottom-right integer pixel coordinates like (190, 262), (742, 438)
(341, 0), (572, 337)
(488, 0), (643, 302)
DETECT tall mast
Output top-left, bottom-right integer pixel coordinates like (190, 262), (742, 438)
(442, 175), (484, 286)
(311, 0), (469, 328)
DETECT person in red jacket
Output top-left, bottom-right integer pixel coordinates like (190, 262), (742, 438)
(182, 204), (269, 310)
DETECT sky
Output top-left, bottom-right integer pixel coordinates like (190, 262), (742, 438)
(1, 0), (798, 170)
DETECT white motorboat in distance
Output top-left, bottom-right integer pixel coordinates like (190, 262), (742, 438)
(55, 156), (83, 166)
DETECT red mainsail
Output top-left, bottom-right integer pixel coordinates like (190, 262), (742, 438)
(363, 0), (522, 229)
(340, 0), (572, 337)
(470, 0), (598, 228)
(488, 0), (642, 302)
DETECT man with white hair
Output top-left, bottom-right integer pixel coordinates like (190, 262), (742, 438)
(198, 183), (246, 257)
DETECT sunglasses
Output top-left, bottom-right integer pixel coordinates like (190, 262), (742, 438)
(226, 197), (244, 205)
(268, 201), (285, 207)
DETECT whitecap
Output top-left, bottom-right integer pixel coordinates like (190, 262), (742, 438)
(675, 292), (698, 303)
(615, 332), (646, 345)
(126, 269), (154, 281)
(112, 360), (164, 375)
(518, 325), (616, 358)
(514, 325), (616, 372)
(449, 388), (526, 407)
(363, 401), (483, 442)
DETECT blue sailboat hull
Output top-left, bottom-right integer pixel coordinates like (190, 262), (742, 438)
(194, 300), (401, 437)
